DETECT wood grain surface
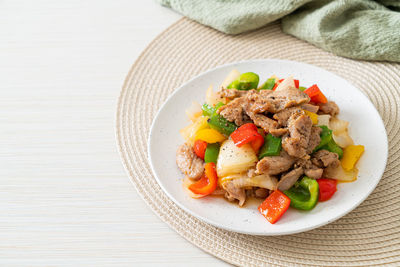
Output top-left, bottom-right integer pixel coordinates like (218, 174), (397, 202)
(0, 1), (230, 266)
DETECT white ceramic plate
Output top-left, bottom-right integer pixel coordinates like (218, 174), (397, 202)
(148, 59), (388, 235)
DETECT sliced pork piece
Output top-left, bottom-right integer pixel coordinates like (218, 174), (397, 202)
(282, 113), (313, 158)
(305, 168), (323, 179)
(277, 167), (304, 191)
(256, 150), (296, 175)
(247, 87), (310, 114)
(273, 107), (303, 127)
(301, 103), (319, 113)
(318, 101), (339, 116)
(246, 112), (278, 133)
(217, 97), (250, 126)
(312, 150), (340, 168)
(295, 158), (324, 179)
(307, 126), (322, 154)
(176, 143), (205, 180)
(269, 128), (289, 137)
(219, 88), (248, 100)
(222, 181), (246, 206)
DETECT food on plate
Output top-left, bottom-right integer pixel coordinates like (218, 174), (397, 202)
(176, 70), (365, 224)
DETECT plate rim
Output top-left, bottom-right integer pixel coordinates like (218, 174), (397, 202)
(147, 58), (388, 236)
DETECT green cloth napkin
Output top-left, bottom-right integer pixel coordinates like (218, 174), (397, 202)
(158, 0), (400, 62)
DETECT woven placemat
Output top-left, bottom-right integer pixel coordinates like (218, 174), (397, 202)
(116, 18), (400, 266)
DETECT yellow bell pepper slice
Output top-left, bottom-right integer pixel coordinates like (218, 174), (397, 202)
(195, 128), (226, 143)
(179, 116), (209, 145)
(341, 145), (365, 171)
(304, 110), (318, 125)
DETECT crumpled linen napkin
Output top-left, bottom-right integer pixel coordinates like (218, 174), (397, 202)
(158, 0), (400, 62)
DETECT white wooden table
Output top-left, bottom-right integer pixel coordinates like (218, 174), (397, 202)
(0, 1), (229, 266)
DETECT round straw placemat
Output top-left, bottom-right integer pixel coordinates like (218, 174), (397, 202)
(116, 18), (400, 266)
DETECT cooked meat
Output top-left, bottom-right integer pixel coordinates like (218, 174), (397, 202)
(312, 150), (340, 168)
(273, 107), (303, 127)
(307, 126), (322, 154)
(254, 188), (269, 198)
(247, 88), (310, 114)
(301, 103), (319, 113)
(282, 113), (313, 158)
(256, 150), (296, 175)
(246, 112), (278, 133)
(176, 143), (204, 180)
(318, 101), (339, 116)
(222, 181), (246, 206)
(305, 168), (323, 179)
(219, 88), (248, 100)
(270, 128), (289, 137)
(294, 158), (324, 179)
(217, 97), (250, 126)
(277, 167), (304, 191)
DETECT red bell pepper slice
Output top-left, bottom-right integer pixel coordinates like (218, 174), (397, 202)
(294, 79), (299, 89)
(230, 123), (264, 153)
(189, 162), (218, 196)
(258, 190), (291, 224)
(193, 139), (207, 159)
(317, 178), (337, 201)
(304, 84), (328, 104)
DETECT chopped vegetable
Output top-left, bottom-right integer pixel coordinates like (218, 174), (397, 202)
(219, 174), (277, 190)
(333, 132), (354, 148)
(341, 145), (365, 171)
(204, 143), (220, 163)
(325, 164), (358, 182)
(228, 72), (259, 90)
(195, 128), (226, 143)
(221, 69), (240, 88)
(299, 86), (307, 91)
(189, 162), (218, 196)
(193, 140), (207, 159)
(183, 176), (207, 199)
(202, 102), (224, 116)
(206, 85), (225, 106)
(259, 134), (282, 159)
(258, 190), (291, 224)
(304, 84), (328, 104)
(304, 110), (318, 125)
(208, 113), (238, 136)
(185, 101), (202, 122)
(180, 116), (209, 145)
(284, 176), (319, 210)
(275, 76), (295, 91)
(314, 125), (333, 151)
(230, 123), (264, 153)
(294, 79), (299, 89)
(259, 78), (275, 90)
(317, 178), (337, 201)
(216, 139), (258, 177)
(317, 114), (331, 127)
(329, 117), (354, 148)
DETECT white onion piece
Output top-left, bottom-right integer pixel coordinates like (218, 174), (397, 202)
(206, 85), (224, 106)
(317, 114), (331, 127)
(185, 101), (202, 122)
(330, 117), (349, 134)
(220, 69), (240, 88)
(230, 174), (278, 190)
(275, 75), (295, 91)
(333, 131), (354, 148)
(324, 165), (358, 182)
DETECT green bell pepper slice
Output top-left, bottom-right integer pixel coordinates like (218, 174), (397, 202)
(314, 125), (333, 151)
(202, 102), (224, 116)
(299, 86), (307, 91)
(259, 134), (282, 159)
(204, 143), (220, 163)
(259, 78), (275, 90)
(227, 72), (259, 90)
(284, 176), (319, 210)
(207, 114), (237, 136)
